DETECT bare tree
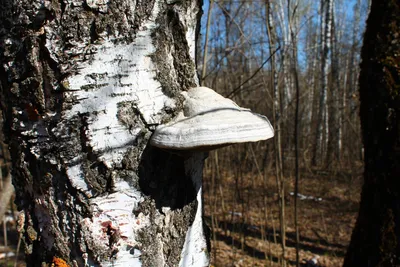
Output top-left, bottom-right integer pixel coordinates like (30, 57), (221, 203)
(288, 1), (301, 265)
(313, 0), (333, 166)
(266, 2), (287, 266)
(202, 0), (214, 82)
(329, 0), (342, 163)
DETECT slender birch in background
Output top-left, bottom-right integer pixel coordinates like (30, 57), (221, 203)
(202, 0), (214, 82)
(348, 0), (361, 117)
(304, 10), (317, 144)
(328, 0), (342, 163)
(277, 0), (292, 114)
(313, 0), (333, 166)
(266, 2), (287, 266)
(288, 1), (301, 265)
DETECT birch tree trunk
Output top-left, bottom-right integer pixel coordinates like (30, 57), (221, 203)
(288, 2), (301, 265)
(348, 0), (361, 117)
(201, 0), (213, 83)
(313, 0), (332, 166)
(0, 1), (208, 266)
(304, 18), (317, 147)
(277, 0), (292, 113)
(328, 0), (341, 163)
(266, 2), (286, 265)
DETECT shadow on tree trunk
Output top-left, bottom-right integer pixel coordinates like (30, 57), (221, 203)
(138, 145), (196, 210)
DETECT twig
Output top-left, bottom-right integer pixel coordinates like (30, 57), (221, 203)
(226, 46), (280, 98)
(14, 234), (22, 267)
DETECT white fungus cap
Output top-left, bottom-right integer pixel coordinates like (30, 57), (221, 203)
(150, 87), (274, 150)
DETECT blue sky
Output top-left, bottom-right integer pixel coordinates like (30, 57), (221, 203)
(198, 0), (369, 70)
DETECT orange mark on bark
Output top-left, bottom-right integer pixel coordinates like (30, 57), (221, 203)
(52, 256), (69, 267)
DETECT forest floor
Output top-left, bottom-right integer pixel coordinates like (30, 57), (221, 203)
(0, 160), (363, 267)
(203, 159), (363, 267)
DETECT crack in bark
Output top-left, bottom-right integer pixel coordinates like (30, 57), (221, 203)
(168, 8), (197, 90)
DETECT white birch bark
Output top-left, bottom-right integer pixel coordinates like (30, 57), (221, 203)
(0, 0), (207, 266)
(277, 0), (292, 111)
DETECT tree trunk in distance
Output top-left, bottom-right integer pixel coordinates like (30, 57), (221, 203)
(343, 0), (400, 266)
(266, 2), (286, 266)
(0, 1), (208, 266)
(313, 0), (332, 166)
(328, 0), (342, 163)
(201, 0), (214, 82)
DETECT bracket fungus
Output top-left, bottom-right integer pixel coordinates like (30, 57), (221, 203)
(148, 87), (274, 266)
(150, 86), (274, 150)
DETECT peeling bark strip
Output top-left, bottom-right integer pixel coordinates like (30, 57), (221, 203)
(0, 0), (206, 266)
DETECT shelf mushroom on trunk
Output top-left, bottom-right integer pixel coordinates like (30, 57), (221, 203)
(151, 86), (274, 150)
(149, 86), (274, 267)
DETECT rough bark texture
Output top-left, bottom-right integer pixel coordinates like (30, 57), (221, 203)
(343, 0), (400, 266)
(0, 0), (206, 266)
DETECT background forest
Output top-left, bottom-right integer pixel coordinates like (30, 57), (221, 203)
(198, 0), (370, 266)
(0, 0), (370, 266)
